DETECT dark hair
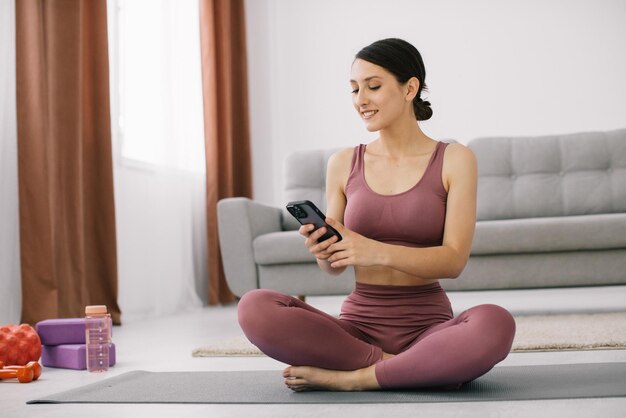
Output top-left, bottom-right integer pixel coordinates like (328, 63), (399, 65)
(355, 38), (432, 121)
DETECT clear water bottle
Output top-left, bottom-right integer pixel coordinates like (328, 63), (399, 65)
(85, 305), (111, 372)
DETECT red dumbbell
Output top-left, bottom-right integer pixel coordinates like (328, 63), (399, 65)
(0, 360), (41, 383)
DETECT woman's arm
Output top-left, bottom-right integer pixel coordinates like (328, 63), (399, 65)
(325, 144), (477, 279)
(298, 148), (353, 276)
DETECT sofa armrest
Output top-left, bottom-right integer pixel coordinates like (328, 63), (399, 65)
(217, 197), (283, 297)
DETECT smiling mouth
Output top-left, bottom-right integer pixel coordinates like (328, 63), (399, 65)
(361, 110), (378, 119)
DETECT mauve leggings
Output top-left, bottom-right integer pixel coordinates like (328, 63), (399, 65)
(238, 282), (516, 389)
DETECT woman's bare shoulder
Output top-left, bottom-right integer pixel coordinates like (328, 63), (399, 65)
(327, 146), (355, 173)
(443, 142), (476, 170)
(442, 142), (477, 190)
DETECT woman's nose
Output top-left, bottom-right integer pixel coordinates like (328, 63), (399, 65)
(356, 89), (369, 106)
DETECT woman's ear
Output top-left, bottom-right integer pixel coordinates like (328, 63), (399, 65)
(406, 77), (420, 102)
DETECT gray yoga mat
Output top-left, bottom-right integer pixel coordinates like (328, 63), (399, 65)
(28, 363), (626, 404)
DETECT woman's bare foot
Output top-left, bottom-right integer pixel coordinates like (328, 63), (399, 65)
(282, 351), (395, 392)
(283, 364), (380, 392)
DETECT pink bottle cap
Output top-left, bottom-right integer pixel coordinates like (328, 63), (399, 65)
(85, 305), (108, 315)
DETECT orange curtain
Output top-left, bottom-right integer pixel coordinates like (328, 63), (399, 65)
(199, 0), (252, 304)
(16, 0), (121, 324)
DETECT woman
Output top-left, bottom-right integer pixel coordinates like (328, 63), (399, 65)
(238, 38), (515, 391)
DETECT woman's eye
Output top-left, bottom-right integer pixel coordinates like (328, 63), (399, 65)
(370, 85), (381, 90)
(351, 88), (359, 94)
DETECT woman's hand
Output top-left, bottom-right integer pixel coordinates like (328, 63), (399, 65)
(323, 218), (384, 269)
(299, 223), (340, 261)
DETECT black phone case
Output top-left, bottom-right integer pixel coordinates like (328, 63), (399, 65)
(286, 200), (343, 242)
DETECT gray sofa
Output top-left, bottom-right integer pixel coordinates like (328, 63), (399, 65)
(217, 129), (626, 298)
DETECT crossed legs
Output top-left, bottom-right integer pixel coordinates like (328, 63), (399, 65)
(238, 289), (516, 391)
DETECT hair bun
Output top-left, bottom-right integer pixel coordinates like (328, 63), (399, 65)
(413, 97), (433, 121)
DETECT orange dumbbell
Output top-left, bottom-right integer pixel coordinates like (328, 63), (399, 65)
(0, 360), (41, 383)
(6, 361), (42, 380)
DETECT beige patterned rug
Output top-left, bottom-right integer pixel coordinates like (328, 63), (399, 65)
(192, 312), (626, 357)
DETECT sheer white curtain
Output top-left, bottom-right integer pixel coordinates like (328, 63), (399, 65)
(108, 0), (206, 322)
(0, 0), (21, 325)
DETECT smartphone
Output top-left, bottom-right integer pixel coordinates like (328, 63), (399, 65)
(286, 200), (342, 243)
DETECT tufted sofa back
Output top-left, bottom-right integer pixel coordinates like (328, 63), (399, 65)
(469, 129), (626, 221)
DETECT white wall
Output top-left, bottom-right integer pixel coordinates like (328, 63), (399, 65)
(246, 0), (626, 206)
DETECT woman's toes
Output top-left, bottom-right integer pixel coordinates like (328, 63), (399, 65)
(284, 365), (308, 378)
(285, 377), (309, 392)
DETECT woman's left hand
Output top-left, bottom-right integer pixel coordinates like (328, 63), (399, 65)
(324, 217), (384, 268)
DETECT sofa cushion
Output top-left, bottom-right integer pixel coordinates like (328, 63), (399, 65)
(254, 231), (315, 265)
(472, 213), (626, 255)
(445, 249), (626, 290)
(255, 213), (626, 264)
(470, 129), (626, 221)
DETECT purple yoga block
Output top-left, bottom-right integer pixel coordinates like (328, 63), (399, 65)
(36, 318), (86, 345)
(41, 343), (116, 370)
(36, 317), (113, 345)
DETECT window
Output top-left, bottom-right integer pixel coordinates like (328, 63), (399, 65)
(108, 0), (205, 172)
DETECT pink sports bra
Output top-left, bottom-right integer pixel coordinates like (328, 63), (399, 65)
(344, 141), (449, 248)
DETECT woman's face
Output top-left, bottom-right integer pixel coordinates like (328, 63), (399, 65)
(350, 58), (414, 132)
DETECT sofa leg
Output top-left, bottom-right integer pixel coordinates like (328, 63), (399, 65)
(297, 295), (306, 302)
